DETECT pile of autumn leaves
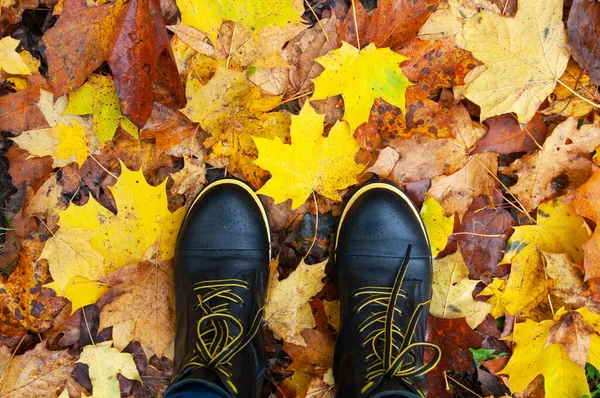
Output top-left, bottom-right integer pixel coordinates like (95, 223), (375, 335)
(1, 0), (600, 396)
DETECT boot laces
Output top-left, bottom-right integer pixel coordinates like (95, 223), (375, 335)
(353, 245), (442, 396)
(185, 278), (264, 395)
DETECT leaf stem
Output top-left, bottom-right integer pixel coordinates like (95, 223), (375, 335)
(350, 0), (361, 50)
(305, 0), (329, 42)
(556, 79), (600, 110)
(303, 191), (319, 261)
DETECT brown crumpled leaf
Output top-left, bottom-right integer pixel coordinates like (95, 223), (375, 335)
(0, 342), (76, 397)
(140, 102), (201, 153)
(571, 169), (600, 281)
(42, 0), (184, 127)
(503, 117), (600, 212)
(474, 113), (548, 155)
(169, 155), (207, 204)
(567, 0), (600, 86)
(99, 254), (175, 358)
(0, 74), (49, 134)
(0, 234), (68, 340)
(546, 311), (594, 369)
(283, 328), (334, 377)
(339, 0), (440, 50)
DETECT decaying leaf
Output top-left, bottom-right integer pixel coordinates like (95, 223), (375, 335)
(265, 258), (326, 346)
(312, 42), (411, 132)
(572, 170), (600, 280)
(420, 196), (454, 257)
(431, 249), (491, 328)
(0, 74), (49, 134)
(254, 102), (365, 209)
(567, 0), (600, 86)
(459, 0), (570, 124)
(78, 340), (141, 398)
(169, 155), (207, 202)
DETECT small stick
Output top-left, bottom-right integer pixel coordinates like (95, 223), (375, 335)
(351, 0), (361, 50)
(305, 0), (329, 42)
(303, 191), (319, 261)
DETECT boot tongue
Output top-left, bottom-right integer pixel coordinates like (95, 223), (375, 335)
(369, 377), (421, 398)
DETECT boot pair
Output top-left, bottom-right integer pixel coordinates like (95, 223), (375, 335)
(165, 179), (441, 398)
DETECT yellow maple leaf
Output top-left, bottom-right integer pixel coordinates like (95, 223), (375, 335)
(176, 0), (302, 45)
(45, 276), (110, 313)
(0, 36), (31, 75)
(501, 319), (590, 398)
(265, 258), (326, 346)
(502, 198), (590, 264)
(460, 0), (570, 124)
(78, 341), (141, 398)
(431, 250), (491, 328)
(11, 89), (98, 167)
(253, 102), (365, 209)
(312, 42), (411, 132)
(65, 74), (138, 144)
(420, 196), (454, 257)
(181, 67), (290, 188)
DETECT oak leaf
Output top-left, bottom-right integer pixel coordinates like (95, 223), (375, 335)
(265, 258), (326, 346)
(502, 198), (590, 265)
(78, 340), (141, 398)
(312, 42), (410, 132)
(420, 196), (454, 257)
(567, 0), (600, 86)
(572, 169), (600, 280)
(254, 103), (365, 209)
(504, 118), (600, 211)
(460, 0), (570, 124)
(100, 255), (175, 357)
(65, 74), (139, 145)
(181, 67), (290, 189)
(0, 36), (30, 75)
(431, 249), (491, 328)
(41, 0), (184, 127)
(0, 343), (76, 397)
(176, 0), (302, 45)
(501, 319), (590, 397)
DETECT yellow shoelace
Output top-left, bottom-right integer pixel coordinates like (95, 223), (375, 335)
(185, 278), (264, 395)
(353, 245), (442, 397)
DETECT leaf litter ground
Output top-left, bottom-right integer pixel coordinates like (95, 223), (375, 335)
(1, 0), (600, 397)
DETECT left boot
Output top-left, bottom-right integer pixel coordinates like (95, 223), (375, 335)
(333, 183), (441, 397)
(165, 179), (271, 397)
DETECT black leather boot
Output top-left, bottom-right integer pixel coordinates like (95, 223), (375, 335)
(334, 183), (441, 398)
(165, 179), (271, 398)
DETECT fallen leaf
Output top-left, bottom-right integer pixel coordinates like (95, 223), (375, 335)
(546, 310), (593, 368)
(567, 0), (600, 86)
(303, 370), (335, 398)
(474, 113), (547, 154)
(24, 173), (67, 229)
(0, 342), (76, 397)
(78, 340), (141, 398)
(500, 319), (590, 398)
(65, 74), (139, 144)
(169, 155), (206, 202)
(181, 67), (290, 188)
(42, 0), (184, 127)
(543, 252), (588, 308)
(459, 0), (570, 124)
(504, 117), (600, 212)
(431, 249), (491, 328)
(571, 169), (600, 280)
(254, 102), (365, 209)
(502, 198), (590, 265)
(45, 276), (110, 314)
(100, 256), (175, 357)
(265, 259), (326, 346)
(322, 300), (340, 332)
(420, 195), (454, 257)
(0, 74), (49, 134)
(283, 328), (334, 374)
(11, 89), (98, 168)
(338, 0), (440, 49)
(428, 152), (498, 219)
(0, 36), (31, 75)
(312, 42), (411, 132)
(176, 0), (302, 45)
(140, 102), (200, 152)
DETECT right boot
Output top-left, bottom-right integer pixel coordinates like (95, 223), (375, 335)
(164, 179), (271, 398)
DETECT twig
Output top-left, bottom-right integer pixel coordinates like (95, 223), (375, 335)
(305, 0), (329, 42)
(303, 191), (319, 261)
(89, 154), (119, 180)
(350, 0), (361, 50)
(446, 374), (483, 398)
(557, 79), (600, 110)
(451, 232), (505, 238)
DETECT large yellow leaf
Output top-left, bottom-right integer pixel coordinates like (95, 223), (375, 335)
(45, 276), (110, 314)
(0, 36), (31, 75)
(11, 89), (98, 167)
(460, 0), (570, 124)
(312, 42), (411, 132)
(431, 250), (491, 328)
(420, 196), (454, 257)
(65, 74), (138, 144)
(501, 319), (590, 398)
(254, 103), (365, 209)
(502, 198), (591, 264)
(504, 118), (600, 211)
(181, 67), (290, 188)
(176, 0), (302, 45)
(78, 341), (141, 398)
(265, 258), (326, 347)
